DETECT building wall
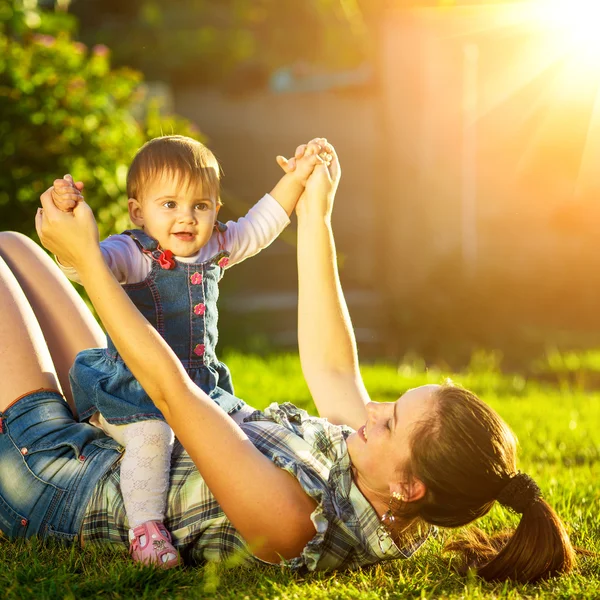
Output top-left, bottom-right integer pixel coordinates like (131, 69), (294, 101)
(173, 87), (381, 289)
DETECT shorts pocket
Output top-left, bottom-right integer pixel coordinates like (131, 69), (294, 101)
(45, 524), (78, 544)
(0, 492), (29, 539)
(22, 440), (82, 489)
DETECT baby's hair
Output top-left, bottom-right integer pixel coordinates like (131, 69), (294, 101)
(127, 135), (222, 204)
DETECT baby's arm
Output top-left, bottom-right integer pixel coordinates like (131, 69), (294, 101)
(58, 235), (149, 285)
(215, 195), (291, 266)
(217, 140), (332, 265)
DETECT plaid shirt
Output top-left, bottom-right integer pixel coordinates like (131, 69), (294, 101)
(81, 403), (430, 571)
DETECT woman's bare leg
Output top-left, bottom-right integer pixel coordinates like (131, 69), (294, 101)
(0, 232), (105, 412)
(0, 253), (60, 410)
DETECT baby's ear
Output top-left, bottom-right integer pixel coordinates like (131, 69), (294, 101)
(128, 198), (144, 227)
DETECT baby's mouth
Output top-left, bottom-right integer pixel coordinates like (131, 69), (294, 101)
(173, 232), (195, 241)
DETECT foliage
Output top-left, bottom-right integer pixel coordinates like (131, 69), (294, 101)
(69, 0), (384, 88)
(0, 353), (598, 598)
(0, 0), (202, 239)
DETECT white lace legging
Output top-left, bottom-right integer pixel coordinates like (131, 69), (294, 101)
(94, 414), (174, 529)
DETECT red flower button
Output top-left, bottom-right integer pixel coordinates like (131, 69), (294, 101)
(190, 272), (203, 285)
(194, 344), (205, 357)
(157, 249), (175, 270)
(194, 303), (206, 316)
(218, 257), (229, 268)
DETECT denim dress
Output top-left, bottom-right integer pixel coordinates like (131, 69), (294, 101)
(69, 229), (244, 425)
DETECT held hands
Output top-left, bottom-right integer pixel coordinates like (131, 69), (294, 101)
(36, 184), (100, 270)
(52, 174), (85, 212)
(277, 138), (340, 220)
(276, 139), (333, 186)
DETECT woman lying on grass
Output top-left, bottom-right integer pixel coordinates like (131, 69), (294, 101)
(0, 142), (574, 582)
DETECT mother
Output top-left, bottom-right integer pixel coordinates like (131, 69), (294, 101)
(0, 146), (574, 582)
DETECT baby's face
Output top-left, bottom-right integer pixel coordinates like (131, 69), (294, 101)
(129, 173), (220, 257)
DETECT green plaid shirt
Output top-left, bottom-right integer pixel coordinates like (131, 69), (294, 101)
(81, 403), (430, 571)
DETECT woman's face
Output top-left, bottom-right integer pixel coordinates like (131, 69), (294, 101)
(347, 384), (439, 501)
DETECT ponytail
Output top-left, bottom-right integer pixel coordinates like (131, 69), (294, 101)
(445, 498), (575, 583)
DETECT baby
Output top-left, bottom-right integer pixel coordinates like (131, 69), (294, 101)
(51, 135), (330, 568)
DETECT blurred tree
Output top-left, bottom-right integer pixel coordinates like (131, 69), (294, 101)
(0, 0), (202, 238)
(69, 0), (390, 88)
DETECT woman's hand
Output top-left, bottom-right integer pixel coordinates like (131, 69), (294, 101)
(296, 142), (340, 221)
(35, 186), (100, 270)
(276, 138), (333, 175)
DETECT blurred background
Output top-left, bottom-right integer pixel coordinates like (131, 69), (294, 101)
(4, 0), (600, 371)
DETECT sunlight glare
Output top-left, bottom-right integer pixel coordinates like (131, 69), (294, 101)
(538, 0), (600, 66)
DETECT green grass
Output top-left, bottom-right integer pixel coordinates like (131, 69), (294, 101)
(2, 352), (598, 599)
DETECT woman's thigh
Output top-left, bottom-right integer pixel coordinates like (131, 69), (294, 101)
(0, 251), (59, 409)
(0, 232), (105, 412)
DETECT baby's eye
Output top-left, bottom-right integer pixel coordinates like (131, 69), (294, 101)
(195, 203), (209, 211)
(163, 201), (177, 209)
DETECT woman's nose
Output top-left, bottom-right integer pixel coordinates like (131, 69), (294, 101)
(366, 401), (392, 421)
(365, 402), (379, 420)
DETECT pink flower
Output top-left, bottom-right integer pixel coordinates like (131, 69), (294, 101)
(218, 257), (229, 269)
(194, 344), (205, 357)
(32, 34), (55, 47)
(190, 272), (202, 285)
(193, 303), (206, 316)
(157, 249), (175, 270)
(72, 42), (87, 54)
(68, 77), (86, 90)
(92, 44), (110, 57)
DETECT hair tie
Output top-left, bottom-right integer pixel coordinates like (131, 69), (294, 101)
(496, 472), (542, 513)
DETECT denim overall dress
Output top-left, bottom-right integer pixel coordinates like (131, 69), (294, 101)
(69, 229), (244, 425)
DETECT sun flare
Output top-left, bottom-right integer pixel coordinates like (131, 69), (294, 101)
(415, 0), (600, 197)
(535, 0), (600, 66)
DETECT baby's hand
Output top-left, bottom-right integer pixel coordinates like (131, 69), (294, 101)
(276, 138), (332, 183)
(51, 174), (85, 212)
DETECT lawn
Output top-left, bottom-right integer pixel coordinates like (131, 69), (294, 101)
(1, 352), (598, 599)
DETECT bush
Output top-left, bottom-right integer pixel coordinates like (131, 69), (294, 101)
(0, 0), (202, 238)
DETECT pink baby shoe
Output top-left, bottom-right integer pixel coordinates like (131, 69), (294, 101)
(129, 520), (180, 569)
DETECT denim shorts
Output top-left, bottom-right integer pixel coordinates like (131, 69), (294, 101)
(0, 390), (123, 543)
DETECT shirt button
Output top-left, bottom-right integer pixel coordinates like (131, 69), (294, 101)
(194, 344), (205, 357)
(79, 455), (86, 462)
(21, 519), (27, 526)
(193, 303), (206, 316)
(190, 272), (202, 285)
(20, 447), (28, 455)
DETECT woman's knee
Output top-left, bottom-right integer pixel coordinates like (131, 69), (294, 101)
(0, 231), (35, 255)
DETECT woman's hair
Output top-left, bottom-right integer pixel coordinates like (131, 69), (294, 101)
(127, 135), (222, 203)
(394, 383), (575, 583)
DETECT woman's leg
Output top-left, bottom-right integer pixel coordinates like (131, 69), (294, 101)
(0, 232), (105, 412)
(0, 252), (60, 410)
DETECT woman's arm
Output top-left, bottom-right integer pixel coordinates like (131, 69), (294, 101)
(35, 195), (316, 562)
(295, 150), (370, 430)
